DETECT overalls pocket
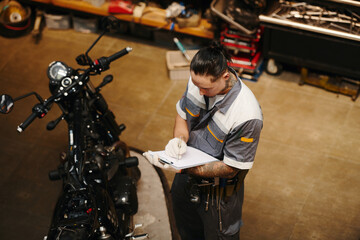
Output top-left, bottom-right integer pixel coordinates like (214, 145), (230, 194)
(204, 123), (226, 153)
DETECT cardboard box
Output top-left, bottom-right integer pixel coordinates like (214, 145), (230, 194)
(166, 50), (198, 80)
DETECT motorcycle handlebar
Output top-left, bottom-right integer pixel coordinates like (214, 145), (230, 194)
(17, 112), (37, 132)
(17, 99), (52, 133)
(16, 47), (132, 132)
(106, 47), (132, 63)
(93, 47), (132, 72)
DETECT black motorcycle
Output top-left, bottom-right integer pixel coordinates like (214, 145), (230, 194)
(0, 17), (147, 240)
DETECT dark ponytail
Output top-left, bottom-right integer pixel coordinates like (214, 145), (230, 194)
(190, 41), (231, 82)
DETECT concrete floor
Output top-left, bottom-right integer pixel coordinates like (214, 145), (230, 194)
(0, 28), (359, 240)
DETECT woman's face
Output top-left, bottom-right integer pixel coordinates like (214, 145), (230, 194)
(190, 70), (230, 97)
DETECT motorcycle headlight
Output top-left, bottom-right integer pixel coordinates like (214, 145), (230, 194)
(47, 61), (69, 85)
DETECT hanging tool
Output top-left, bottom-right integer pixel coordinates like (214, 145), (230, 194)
(32, 9), (44, 44)
(173, 37), (191, 61)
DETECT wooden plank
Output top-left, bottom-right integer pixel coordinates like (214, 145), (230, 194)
(51, 0), (110, 15)
(47, 0), (213, 38)
(31, 0), (52, 3)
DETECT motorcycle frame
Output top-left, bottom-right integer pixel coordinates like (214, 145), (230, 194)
(0, 21), (140, 239)
(46, 74), (126, 239)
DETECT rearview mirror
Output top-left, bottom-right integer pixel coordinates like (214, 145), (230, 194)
(0, 94), (14, 114)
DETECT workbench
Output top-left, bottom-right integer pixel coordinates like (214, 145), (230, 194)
(259, 0), (360, 79)
(30, 0), (214, 39)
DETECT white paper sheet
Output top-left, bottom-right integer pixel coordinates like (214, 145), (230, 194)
(149, 146), (219, 170)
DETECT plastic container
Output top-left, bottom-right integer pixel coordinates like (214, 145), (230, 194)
(44, 12), (71, 29)
(166, 50), (198, 80)
(73, 15), (98, 33)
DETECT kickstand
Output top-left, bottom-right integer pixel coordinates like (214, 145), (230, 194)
(125, 223), (149, 240)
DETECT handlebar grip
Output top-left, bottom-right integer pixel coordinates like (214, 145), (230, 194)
(106, 47), (132, 63)
(17, 112), (37, 132)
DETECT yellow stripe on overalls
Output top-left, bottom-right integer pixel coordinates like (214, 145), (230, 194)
(241, 137), (253, 143)
(185, 107), (200, 117)
(207, 125), (223, 143)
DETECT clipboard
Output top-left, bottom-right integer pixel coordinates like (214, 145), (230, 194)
(149, 146), (219, 170)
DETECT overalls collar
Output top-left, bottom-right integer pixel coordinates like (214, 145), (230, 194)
(213, 67), (242, 114)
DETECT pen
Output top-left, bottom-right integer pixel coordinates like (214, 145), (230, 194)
(159, 158), (174, 165)
(173, 37), (191, 61)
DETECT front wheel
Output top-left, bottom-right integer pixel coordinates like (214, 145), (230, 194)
(45, 228), (90, 240)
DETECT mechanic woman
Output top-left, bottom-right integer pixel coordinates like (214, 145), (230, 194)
(144, 42), (263, 240)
